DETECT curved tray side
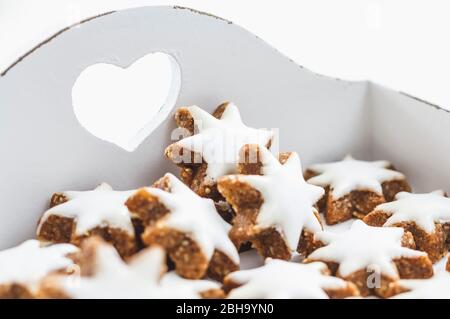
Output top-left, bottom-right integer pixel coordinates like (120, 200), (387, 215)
(0, 6), (367, 248)
(369, 83), (450, 193)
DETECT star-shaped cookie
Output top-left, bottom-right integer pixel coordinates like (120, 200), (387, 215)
(0, 240), (78, 298)
(165, 102), (273, 199)
(224, 259), (359, 299)
(306, 220), (433, 297)
(159, 272), (224, 299)
(364, 190), (450, 262)
(218, 145), (324, 260)
(126, 173), (239, 280)
(37, 183), (137, 256)
(393, 271), (450, 299)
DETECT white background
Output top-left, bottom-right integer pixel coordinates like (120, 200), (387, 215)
(1, 0), (449, 108)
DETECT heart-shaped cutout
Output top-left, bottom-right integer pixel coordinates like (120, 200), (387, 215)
(72, 52), (181, 151)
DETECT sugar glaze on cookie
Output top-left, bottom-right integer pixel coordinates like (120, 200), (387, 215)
(0, 240), (78, 288)
(307, 155), (405, 199)
(159, 272), (221, 298)
(37, 183), (135, 236)
(377, 191), (450, 233)
(175, 103), (273, 181)
(50, 240), (219, 299)
(238, 148), (324, 250)
(143, 173), (239, 264)
(68, 245), (163, 298)
(394, 271), (450, 299)
(225, 259), (357, 299)
(308, 220), (426, 278)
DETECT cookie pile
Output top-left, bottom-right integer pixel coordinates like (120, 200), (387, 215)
(2, 102), (450, 299)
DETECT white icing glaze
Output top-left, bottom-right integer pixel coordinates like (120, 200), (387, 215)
(227, 259), (350, 299)
(143, 173), (239, 264)
(376, 190), (450, 233)
(393, 271), (450, 299)
(158, 271), (220, 298)
(237, 148), (324, 250)
(175, 103), (273, 181)
(37, 183), (135, 236)
(59, 244), (164, 299)
(58, 244), (218, 299)
(0, 240), (78, 288)
(308, 220), (426, 278)
(307, 155), (405, 199)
